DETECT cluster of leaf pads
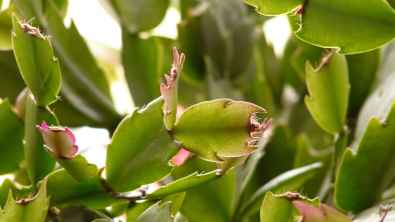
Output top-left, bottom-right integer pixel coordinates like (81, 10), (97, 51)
(2, 0), (395, 221)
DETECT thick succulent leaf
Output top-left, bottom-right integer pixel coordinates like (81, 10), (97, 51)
(346, 49), (380, 117)
(173, 99), (267, 162)
(146, 170), (222, 199)
(260, 191), (320, 222)
(0, 4), (17, 50)
(305, 52), (349, 134)
(25, 93), (58, 186)
(122, 33), (163, 108)
(161, 48), (185, 130)
(0, 50), (26, 103)
(47, 169), (128, 209)
(45, 0), (119, 128)
(0, 178), (49, 222)
(0, 99), (24, 175)
(335, 100), (395, 212)
(106, 97), (182, 192)
(44, 146), (98, 182)
(242, 0), (303, 15)
(12, 14), (61, 106)
(294, 201), (351, 222)
(295, 0), (395, 54)
(57, 206), (112, 222)
(239, 162), (322, 218)
(161, 192), (186, 216)
(126, 201), (157, 222)
(172, 156), (236, 222)
(108, 0), (169, 33)
(352, 41), (395, 147)
(136, 201), (173, 222)
(293, 133), (333, 198)
(0, 179), (17, 209)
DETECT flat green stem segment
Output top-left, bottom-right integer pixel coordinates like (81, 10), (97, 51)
(136, 201), (173, 222)
(25, 93), (58, 186)
(305, 52), (349, 134)
(0, 178), (49, 222)
(335, 100), (395, 212)
(57, 206), (112, 222)
(242, 0), (303, 15)
(295, 0), (395, 54)
(217, 155), (249, 176)
(106, 97), (182, 192)
(260, 192), (320, 222)
(0, 99), (25, 175)
(294, 201), (351, 222)
(239, 162), (322, 218)
(146, 170), (222, 199)
(12, 14), (61, 106)
(173, 99), (266, 162)
(44, 146), (98, 182)
(47, 169), (128, 209)
(109, 0), (169, 34)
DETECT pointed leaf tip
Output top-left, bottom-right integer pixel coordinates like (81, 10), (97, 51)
(36, 121), (78, 158)
(161, 47), (185, 130)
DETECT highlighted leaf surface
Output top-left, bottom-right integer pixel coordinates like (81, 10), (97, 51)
(106, 97), (182, 192)
(242, 0), (303, 15)
(12, 14), (61, 106)
(295, 0), (395, 54)
(305, 52), (349, 133)
(173, 99), (266, 162)
(335, 101), (395, 212)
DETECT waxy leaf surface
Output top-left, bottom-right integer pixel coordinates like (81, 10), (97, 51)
(242, 0), (303, 15)
(173, 99), (266, 162)
(295, 0), (395, 54)
(0, 178), (49, 222)
(305, 52), (349, 133)
(12, 14), (61, 106)
(106, 97), (182, 192)
(44, 146), (98, 182)
(47, 169), (128, 209)
(260, 192), (320, 222)
(0, 99), (25, 175)
(126, 201), (157, 222)
(335, 101), (395, 212)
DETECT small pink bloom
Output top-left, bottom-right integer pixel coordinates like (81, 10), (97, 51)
(36, 121), (78, 158)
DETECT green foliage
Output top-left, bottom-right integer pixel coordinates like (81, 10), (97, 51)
(3, 0), (395, 221)
(173, 99), (266, 162)
(105, 97), (182, 192)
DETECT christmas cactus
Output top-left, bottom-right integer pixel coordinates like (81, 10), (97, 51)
(1, 0), (395, 221)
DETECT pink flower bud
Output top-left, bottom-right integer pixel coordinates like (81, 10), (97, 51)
(36, 121), (78, 158)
